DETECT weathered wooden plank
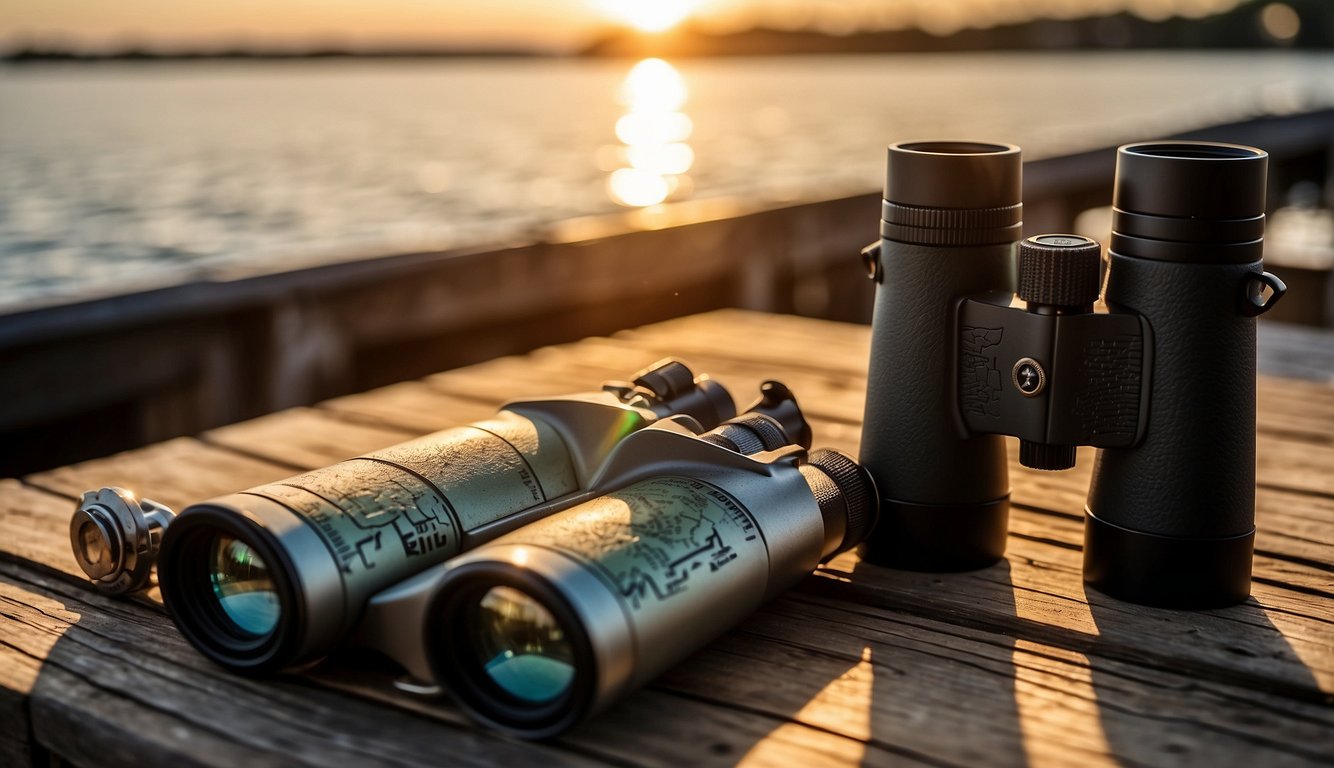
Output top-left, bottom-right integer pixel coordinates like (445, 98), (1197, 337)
(334, 582), (1334, 767)
(1257, 378), (1334, 446)
(414, 337), (868, 437)
(201, 406), (419, 470)
(783, 424), (1334, 702)
(0, 479), (87, 583)
(3, 310), (1331, 768)
(5, 378), (1328, 707)
(0, 568), (45, 768)
(319, 380), (497, 434)
(309, 653), (927, 768)
(0, 563), (598, 768)
(5, 428), (1330, 723)
(1253, 437), (1334, 497)
(6, 547), (1329, 768)
(0, 557), (938, 768)
(616, 309), (872, 376)
(666, 594), (1334, 767)
(810, 543), (1334, 708)
(24, 437), (291, 514)
(420, 350), (649, 404)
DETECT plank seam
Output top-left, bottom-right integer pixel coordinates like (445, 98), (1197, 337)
(739, 601), (1334, 758)
(1257, 480), (1334, 503)
(193, 434), (311, 473)
(650, 685), (967, 768)
(311, 402), (437, 434)
(16, 477), (80, 502)
(791, 587), (1334, 709)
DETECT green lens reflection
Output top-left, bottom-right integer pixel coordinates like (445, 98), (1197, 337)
(471, 585), (574, 703)
(210, 536), (279, 636)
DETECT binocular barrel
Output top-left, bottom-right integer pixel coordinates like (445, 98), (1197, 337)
(158, 412), (579, 672)
(859, 141), (1023, 571)
(153, 361), (737, 672)
(1086, 141), (1286, 608)
(426, 447), (876, 739)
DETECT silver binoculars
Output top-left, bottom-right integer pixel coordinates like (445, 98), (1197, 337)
(71, 361), (877, 738)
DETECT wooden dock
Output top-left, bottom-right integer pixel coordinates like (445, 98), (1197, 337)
(1, 309), (1332, 766)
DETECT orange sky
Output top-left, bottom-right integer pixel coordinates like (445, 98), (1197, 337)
(0, 0), (1245, 52)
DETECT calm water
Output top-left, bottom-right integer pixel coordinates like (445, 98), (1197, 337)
(1, 52), (1332, 312)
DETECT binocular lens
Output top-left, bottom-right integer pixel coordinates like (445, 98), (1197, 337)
(469, 585), (575, 703)
(209, 536), (280, 637)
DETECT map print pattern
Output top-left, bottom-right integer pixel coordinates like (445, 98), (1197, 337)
(501, 476), (765, 612)
(241, 421), (574, 601)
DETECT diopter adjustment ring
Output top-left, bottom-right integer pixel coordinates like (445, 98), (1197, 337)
(807, 449), (878, 553)
(1018, 234), (1102, 308)
(880, 201), (1023, 247)
(701, 413), (790, 455)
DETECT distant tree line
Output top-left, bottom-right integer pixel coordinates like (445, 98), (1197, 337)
(2, 46), (548, 63)
(5, 0), (1330, 63)
(583, 0), (1334, 57)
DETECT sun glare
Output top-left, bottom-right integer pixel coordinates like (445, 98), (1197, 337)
(596, 0), (706, 33)
(606, 58), (694, 208)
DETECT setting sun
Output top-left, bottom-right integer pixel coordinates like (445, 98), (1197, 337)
(594, 0), (708, 33)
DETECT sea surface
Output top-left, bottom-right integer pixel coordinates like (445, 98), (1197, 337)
(1, 51), (1332, 312)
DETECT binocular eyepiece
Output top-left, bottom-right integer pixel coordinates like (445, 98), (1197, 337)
(860, 137), (1285, 608)
(879, 140), (1022, 247)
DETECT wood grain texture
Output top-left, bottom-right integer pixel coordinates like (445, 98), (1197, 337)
(201, 407), (419, 470)
(1, 309), (1331, 767)
(0, 563), (599, 768)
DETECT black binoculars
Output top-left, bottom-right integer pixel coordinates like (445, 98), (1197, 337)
(858, 139), (1286, 608)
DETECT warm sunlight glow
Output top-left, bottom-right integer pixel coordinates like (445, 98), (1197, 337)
(614, 112), (694, 145)
(1012, 640), (1111, 766)
(596, 0), (708, 33)
(617, 57), (688, 111)
(738, 645), (874, 765)
(608, 168), (673, 207)
(625, 143), (695, 175)
(1258, 603), (1334, 694)
(606, 58), (694, 208)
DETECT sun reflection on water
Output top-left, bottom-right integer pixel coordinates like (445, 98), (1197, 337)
(607, 58), (694, 208)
